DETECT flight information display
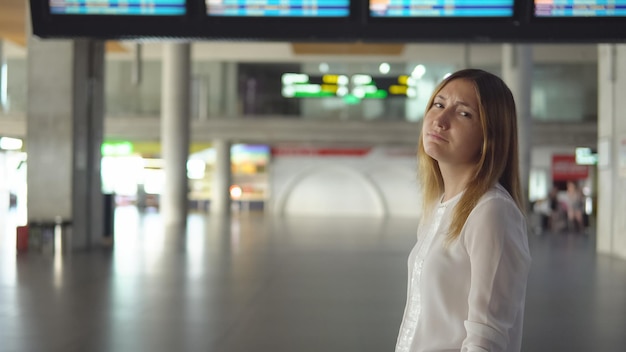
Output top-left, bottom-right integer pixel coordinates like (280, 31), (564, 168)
(206, 0), (350, 17)
(49, 0), (186, 15)
(534, 1), (626, 17)
(370, 0), (515, 17)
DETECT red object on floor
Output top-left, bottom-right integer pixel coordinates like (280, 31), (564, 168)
(16, 226), (28, 251)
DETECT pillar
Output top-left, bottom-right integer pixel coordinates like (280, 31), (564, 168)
(0, 40), (6, 113)
(211, 139), (231, 214)
(502, 44), (533, 207)
(222, 62), (238, 116)
(597, 44), (626, 259)
(160, 42), (191, 227)
(131, 43), (142, 86)
(0, 152), (9, 224)
(27, 36), (105, 250)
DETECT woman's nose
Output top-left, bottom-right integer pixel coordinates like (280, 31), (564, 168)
(432, 110), (449, 129)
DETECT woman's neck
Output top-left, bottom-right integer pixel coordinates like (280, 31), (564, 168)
(439, 164), (474, 202)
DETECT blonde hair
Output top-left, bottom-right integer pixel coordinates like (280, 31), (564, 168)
(417, 69), (524, 244)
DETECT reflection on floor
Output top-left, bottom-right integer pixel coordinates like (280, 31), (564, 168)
(0, 206), (625, 352)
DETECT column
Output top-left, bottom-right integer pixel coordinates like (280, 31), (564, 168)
(0, 40), (6, 113)
(222, 62), (238, 116)
(160, 42), (191, 227)
(211, 139), (231, 214)
(0, 152), (9, 224)
(27, 37), (105, 250)
(502, 44), (533, 207)
(131, 43), (142, 86)
(597, 44), (626, 259)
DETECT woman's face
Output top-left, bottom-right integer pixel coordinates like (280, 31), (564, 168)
(422, 78), (484, 170)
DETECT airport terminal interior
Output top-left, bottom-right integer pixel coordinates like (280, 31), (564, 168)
(1, 209), (626, 352)
(1, 1), (626, 351)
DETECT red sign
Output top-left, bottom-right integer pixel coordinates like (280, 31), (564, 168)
(552, 154), (589, 181)
(16, 226), (28, 251)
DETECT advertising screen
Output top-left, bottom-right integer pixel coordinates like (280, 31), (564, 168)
(206, 0), (350, 17)
(49, 0), (186, 15)
(535, 1), (626, 17)
(370, 0), (515, 17)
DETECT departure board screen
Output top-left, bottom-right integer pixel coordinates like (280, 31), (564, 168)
(206, 0), (350, 17)
(535, 1), (626, 17)
(49, 0), (186, 15)
(370, 0), (515, 17)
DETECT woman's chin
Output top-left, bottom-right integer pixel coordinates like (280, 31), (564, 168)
(423, 147), (444, 162)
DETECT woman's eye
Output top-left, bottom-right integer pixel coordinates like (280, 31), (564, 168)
(434, 102), (443, 108)
(459, 111), (471, 117)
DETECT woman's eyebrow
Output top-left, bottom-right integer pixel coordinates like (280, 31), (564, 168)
(455, 101), (478, 112)
(435, 95), (477, 111)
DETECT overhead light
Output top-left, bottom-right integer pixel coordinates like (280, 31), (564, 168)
(379, 62), (390, 74)
(411, 64), (426, 79)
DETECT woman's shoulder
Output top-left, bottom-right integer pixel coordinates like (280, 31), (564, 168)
(462, 184), (528, 247)
(471, 184), (523, 220)
(477, 183), (516, 205)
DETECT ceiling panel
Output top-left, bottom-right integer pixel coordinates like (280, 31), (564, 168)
(0, 0), (26, 45)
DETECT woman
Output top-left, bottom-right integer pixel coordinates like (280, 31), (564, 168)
(565, 181), (585, 233)
(395, 69), (531, 352)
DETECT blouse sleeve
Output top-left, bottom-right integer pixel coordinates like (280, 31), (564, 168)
(460, 197), (532, 351)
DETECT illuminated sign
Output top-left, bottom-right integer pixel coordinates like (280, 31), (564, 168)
(535, 1), (626, 17)
(207, 0), (350, 17)
(102, 141), (134, 156)
(281, 73), (417, 103)
(370, 0), (515, 17)
(575, 147), (598, 165)
(552, 154), (589, 180)
(50, 0), (186, 15)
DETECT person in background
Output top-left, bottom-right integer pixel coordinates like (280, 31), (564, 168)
(395, 69), (531, 352)
(565, 181), (585, 233)
(547, 186), (559, 229)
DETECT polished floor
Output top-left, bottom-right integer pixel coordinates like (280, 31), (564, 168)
(1, 207), (625, 352)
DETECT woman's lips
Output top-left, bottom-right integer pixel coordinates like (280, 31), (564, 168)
(426, 132), (448, 142)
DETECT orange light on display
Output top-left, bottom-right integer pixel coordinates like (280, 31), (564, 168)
(321, 84), (338, 93)
(389, 84), (408, 95)
(322, 74), (339, 84)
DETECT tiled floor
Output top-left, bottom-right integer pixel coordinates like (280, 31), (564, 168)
(0, 206), (625, 352)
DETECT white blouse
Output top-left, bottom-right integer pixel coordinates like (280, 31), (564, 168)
(395, 184), (531, 352)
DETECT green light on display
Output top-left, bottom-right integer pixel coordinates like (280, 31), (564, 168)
(343, 94), (361, 105)
(102, 141), (134, 156)
(364, 90), (388, 99)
